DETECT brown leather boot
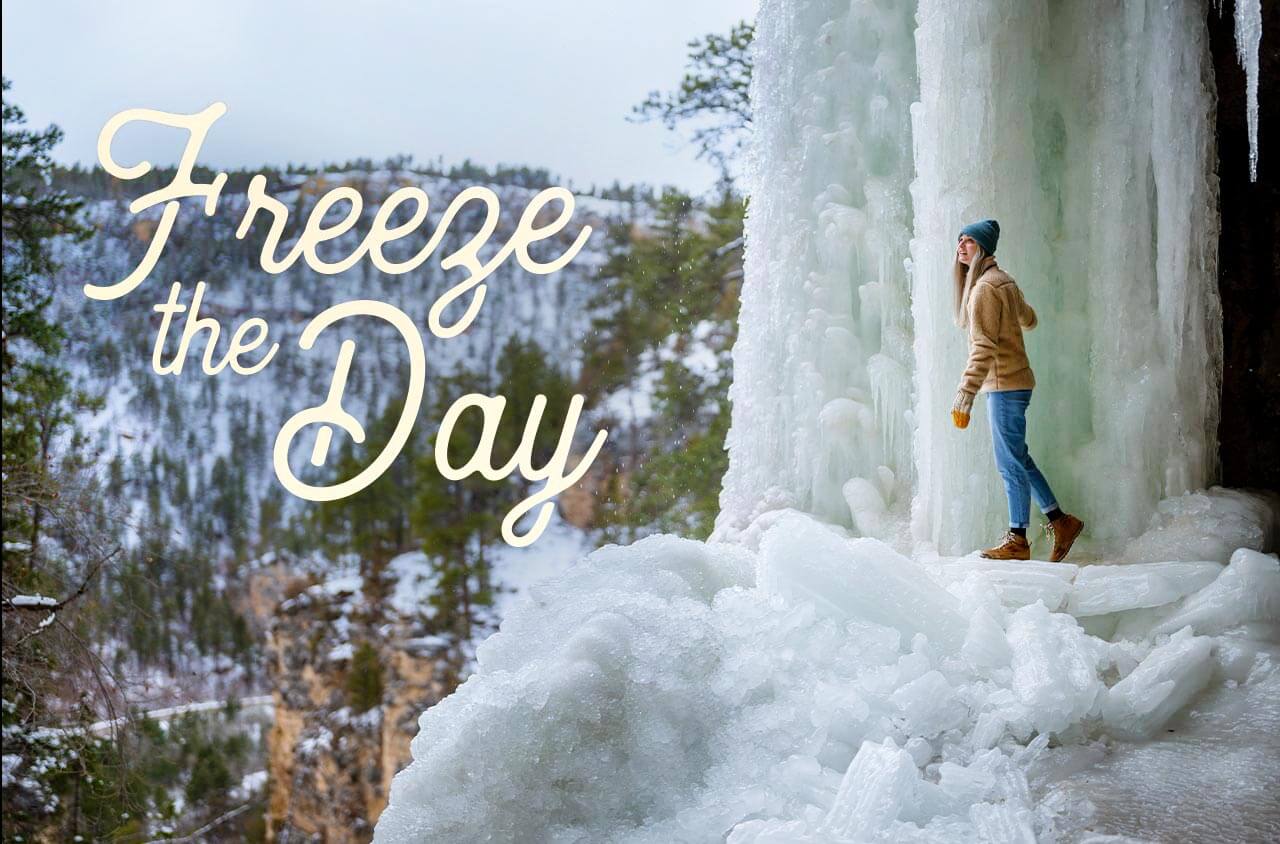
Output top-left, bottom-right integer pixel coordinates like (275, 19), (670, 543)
(1044, 513), (1085, 562)
(979, 530), (1031, 560)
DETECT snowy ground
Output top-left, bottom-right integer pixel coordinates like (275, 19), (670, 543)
(372, 486), (1280, 843)
(1041, 656), (1280, 842)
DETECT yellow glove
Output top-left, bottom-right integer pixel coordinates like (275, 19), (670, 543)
(951, 389), (975, 429)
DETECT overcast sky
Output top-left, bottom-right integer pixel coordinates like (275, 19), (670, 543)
(2, 0), (756, 197)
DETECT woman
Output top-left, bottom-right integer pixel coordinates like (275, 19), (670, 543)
(949, 219), (1084, 562)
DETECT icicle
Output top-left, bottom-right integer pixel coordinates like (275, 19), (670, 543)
(1218, 0), (1265, 181)
(1232, 0), (1262, 181)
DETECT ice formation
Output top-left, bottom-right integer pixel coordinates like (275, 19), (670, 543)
(716, 0), (1227, 555)
(375, 492), (1280, 842)
(375, 0), (1275, 841)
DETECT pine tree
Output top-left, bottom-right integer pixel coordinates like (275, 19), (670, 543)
(0, 81), (142, 838)
(581, 185), (745, 540)
(312, 394), (420, 606)
(2, 75), (93, 556)
(412, 367), (500, 648)
(345, 641), (385, 712)
(630, 20), (754, 180)
(492, 336), (576, 477)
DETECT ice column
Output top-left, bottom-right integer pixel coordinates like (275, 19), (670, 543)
(713, 0), (919, 547)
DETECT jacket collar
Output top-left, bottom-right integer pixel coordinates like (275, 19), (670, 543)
(975, 255), (1005, 283)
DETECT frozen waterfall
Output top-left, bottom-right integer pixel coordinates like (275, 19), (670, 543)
(715, 0), (1230, 555)
(373, 2), (1275, 842)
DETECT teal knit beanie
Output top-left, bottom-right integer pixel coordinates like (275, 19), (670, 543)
(959, 219), (1000, 255)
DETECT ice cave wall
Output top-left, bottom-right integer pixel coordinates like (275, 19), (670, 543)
(715, 0), (1231, 557)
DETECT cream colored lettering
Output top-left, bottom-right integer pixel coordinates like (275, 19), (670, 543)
(90, 104), (608, 546)
(436, 393), (608, 547)
(151, 282), (186, 375)
(236, 175), (306, 273)
(151, 281), (279, 375)
(301, 187), (367, 273)
(88, 103), (594, 321)
(225, 318), (278, 375)
(231, 178), (592, 341)
(365, 186), (431, 272)
(509, 186), (593, 274)
(236, 180), (369, 275)
(423, 186), (502, 338)
(87, 103), (229, 301)
(426, 186), (591, 339)
(273, 300), (426, 502)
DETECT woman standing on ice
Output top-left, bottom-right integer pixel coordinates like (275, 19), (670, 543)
(949, 219), (1085, 562)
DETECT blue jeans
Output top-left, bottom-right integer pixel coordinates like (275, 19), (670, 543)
(986, 389), (1058, 529)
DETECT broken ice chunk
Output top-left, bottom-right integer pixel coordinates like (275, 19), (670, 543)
(1145, 548), (1280, 639)
(937, 758), (998, 804)
(819, 738), (920, 838)
(904, 736), (934, 768)
(889, 670), (966, 736)
(932, 559), (1077, 611)
(759, 512), (966, 650)
(962, 607), (1013, 672)
(1101, 626), (1214, 739)
(1066, 561), (1224, 616)
(1007, 602), (1108, 734)
(1213, 636), (1265, 683)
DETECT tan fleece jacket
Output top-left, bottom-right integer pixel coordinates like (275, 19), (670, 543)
(957, 259), (1038, 395)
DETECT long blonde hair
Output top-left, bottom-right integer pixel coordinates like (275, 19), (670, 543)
(953, 248), (993, 329)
